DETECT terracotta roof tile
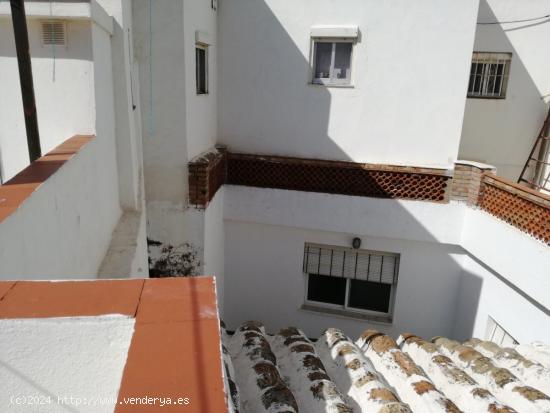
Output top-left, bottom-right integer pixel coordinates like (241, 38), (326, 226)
(224, 323), (550, 413)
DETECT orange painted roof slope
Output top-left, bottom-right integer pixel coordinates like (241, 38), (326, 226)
(0, 135), (93, 223)
(0, 277), (227, 413)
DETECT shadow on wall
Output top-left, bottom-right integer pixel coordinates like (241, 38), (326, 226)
(459, 0), (550, 181)
(217, 0), (544, 341)
(218, 0), (350, 162)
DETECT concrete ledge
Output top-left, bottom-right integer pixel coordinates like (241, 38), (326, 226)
(0, 135), (94, 224)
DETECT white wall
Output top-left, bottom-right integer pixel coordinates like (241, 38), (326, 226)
(220, 185), (549, 343)
(460, 206), (550, 314)
(224, 220), (464, 340)
(133, 0), (189, 247)
(0, 17), (95, 181)
(224, 186), (464, 245)
(0, 138), (121, 278)
(453, 254), (550, 344)
(97, 0), (144, 210)
(183, 0), (217, 160)
(203, 189), (225, 313)
(459, 0), (550, 180)
(218, 0), (479, 168)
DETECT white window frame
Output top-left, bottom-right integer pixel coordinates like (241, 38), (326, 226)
(196, 43), (209, 95)
(468, 52), (512, 99)
(302, 243), (399, 319)
(310, 38), (355, 87)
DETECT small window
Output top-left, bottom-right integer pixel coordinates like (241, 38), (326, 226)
(311, 40), (353, 86)
(303, 243), (399, 318)
(485, 317), (518, 346)
(41, 20), (67, 46)
(196, 45), (208, 95)
(468, 52), (511, 98)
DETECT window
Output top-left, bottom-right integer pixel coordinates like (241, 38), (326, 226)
(485, 317), (518, 346)
(303, 243), (399, 319)
(196, 44), (208, 95)
(311, 40), (353, 86)
(468, 52), (511, 98)
(41, 20), (67, 46)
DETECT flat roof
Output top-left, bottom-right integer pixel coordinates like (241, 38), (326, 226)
(0, 277), (227, 413)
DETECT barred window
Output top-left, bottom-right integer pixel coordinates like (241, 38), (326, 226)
(303, 243), (399, 317)
(468, 52), (511, 98)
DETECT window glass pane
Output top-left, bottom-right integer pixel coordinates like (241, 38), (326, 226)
(334, 42), (352, 80)
(314, 42), (332, 79)
(348, 279), (391, 313)
(196, 47), (207, 94)
(307, 274), (346, 305)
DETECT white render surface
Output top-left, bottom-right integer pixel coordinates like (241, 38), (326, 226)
(224, 218), (464, 340)
(0, 18), (95, 182)
(219, 0), (479, 168)
(221, 185), (549, 343)
(0, 139), (121, 278)
(0, 315), (135, 413)
(459, 0), (550, 180)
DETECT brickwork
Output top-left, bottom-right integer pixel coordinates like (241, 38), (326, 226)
(188, 148), (226, 208)
(450, 162), (496, 205)
(187, 150), (549, 244)
(479, 174), (550, 244)
(226, 153), (451, 202)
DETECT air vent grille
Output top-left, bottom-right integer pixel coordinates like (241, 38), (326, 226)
(41, 21), (66, 46)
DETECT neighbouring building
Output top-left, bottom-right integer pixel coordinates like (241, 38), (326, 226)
(0, 0), (548, 356)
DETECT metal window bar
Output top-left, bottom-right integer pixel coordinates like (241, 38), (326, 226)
(468, 53), (511, 98)
(303, 243), (400, 285)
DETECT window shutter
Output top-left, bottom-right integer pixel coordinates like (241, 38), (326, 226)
(304, 243), (399, 284)
(41, 21), (66, 46)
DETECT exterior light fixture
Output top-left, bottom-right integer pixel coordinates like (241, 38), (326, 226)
(352, 237), (362, 249)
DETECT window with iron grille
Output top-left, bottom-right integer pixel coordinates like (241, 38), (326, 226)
(196, 44), (208, 95)
(311, 39), (354, 86)
(41, 20), (67, 46)
(468, 52), (511, 98)
(303, 243), (399, 318)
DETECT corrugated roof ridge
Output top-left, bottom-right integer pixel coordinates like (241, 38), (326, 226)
(357, 330), (462, 413)
(433, 337), (550, 412)
(515, 343), (550, 370)
(316, 328), (412, 413)
(270, 327), (353, 413)
(226, 321), (298, 413)
(399, 334), (516, 413)
(463, 339), (550, 398)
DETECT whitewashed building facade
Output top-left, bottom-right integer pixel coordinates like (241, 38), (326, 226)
(0, 0), (548, 347)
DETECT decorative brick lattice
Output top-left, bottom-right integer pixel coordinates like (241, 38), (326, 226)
(479, 175), (550, 244)
(226, 153), (451, 202)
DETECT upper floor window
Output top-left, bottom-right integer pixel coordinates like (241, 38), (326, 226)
(303, 243), (399, 320)
(311, 40), (354, 86)
(468, 52), (511, 99)
(196, 44), (209, 95)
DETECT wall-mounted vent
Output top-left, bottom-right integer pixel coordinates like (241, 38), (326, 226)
(41, 21), (67, 46)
